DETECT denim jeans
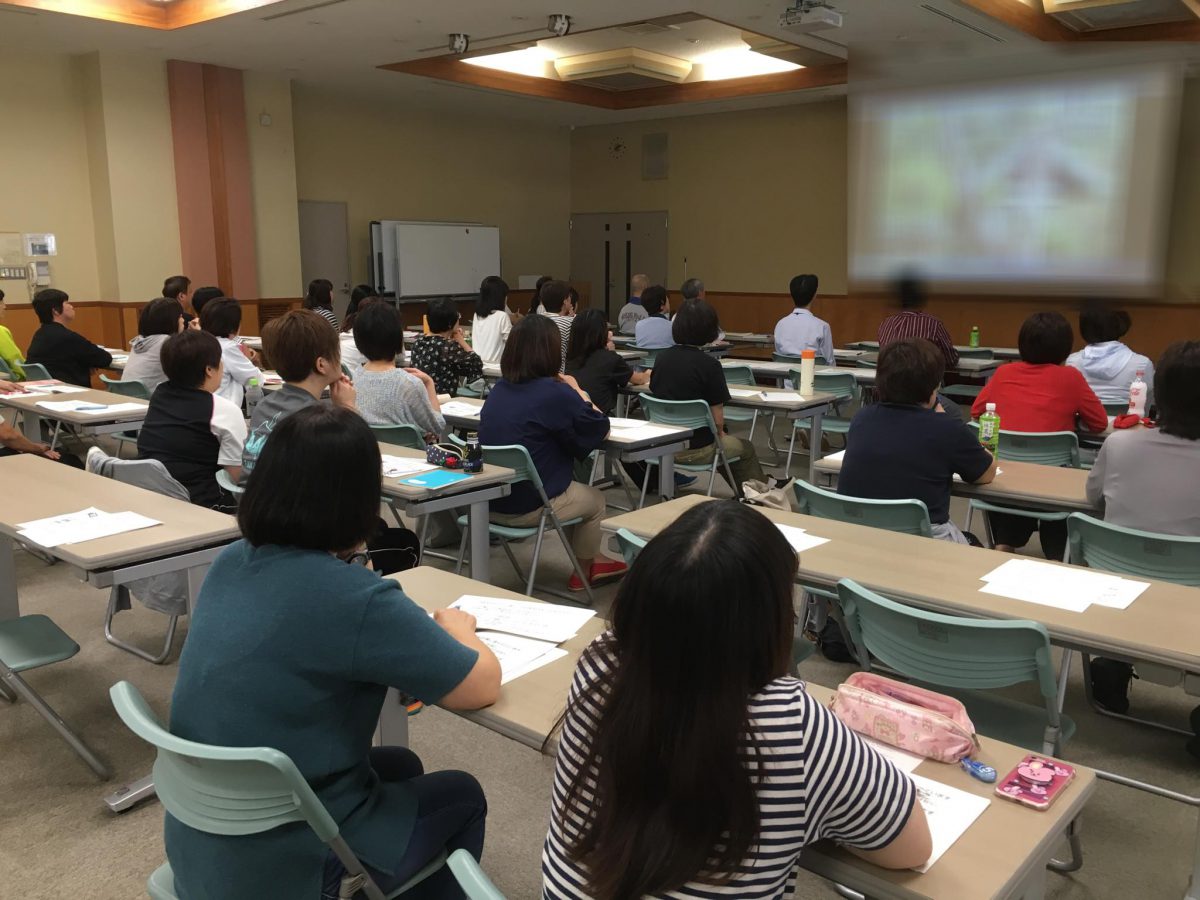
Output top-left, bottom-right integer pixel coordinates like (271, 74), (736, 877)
(321, 747), (487, 900)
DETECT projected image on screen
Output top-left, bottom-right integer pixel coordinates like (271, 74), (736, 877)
(851, 68), (1179, 292)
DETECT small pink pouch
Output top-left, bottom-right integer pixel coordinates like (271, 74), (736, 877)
(830, 672), (978, 763)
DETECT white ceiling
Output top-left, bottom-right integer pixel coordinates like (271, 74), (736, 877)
(0, 0), (1064, 125)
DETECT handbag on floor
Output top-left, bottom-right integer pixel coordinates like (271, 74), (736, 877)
(367, 519), (421, 576)
(741, 476), (795, 512)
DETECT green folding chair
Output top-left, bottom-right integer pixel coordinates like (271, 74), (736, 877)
(216, 469), (244, 497)
(787, 369), (858, 456)
(0, 356), (15, 380)
(956, 348), (995, 360)
(1066, 513), (1200, 735)
(1102, 402), (1128, 417)
(101, 374), (151, 456)
(721, 365), (760, 440)
(447, 849), (507, 899)
(614, 527), (647, 566)
(371, 423), (427, 450)
(453, 444), (595, 604)
(635, 348), (661, 368)
(20, 362), (53, 382)
(109, 681), (447, 900)
(793, 479), (933, 538)
(772, 351), (804, 365)
(637, 395), (741, 504)
(0, 615), (108, 778)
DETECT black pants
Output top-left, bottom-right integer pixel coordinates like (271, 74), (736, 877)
(987, 512), (1067, 561)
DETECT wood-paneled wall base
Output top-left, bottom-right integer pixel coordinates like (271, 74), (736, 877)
(2, 0), (287, 29)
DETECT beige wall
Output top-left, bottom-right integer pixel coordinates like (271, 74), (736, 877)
(571, 99), (849, 295)
(291, 84), (572, 289)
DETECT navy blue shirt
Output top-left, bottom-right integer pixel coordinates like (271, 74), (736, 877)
(479, 377), (609, 515)
(838, 403), (992, 524)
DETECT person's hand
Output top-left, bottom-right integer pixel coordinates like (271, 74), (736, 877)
(0, 379), (22, 394)
(330, 375), (356, 409)
(434, 608), (477, 642)
(606, 329), (615, 351)
(239, 344), (258, 362)
(38, 445), (60, 461)
(404, 367), (434, 387)
(557, 373), (581, 390)
(188, 318), (201, 331)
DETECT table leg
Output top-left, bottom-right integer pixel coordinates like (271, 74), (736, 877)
(1188, 816), (1200, 900)
(468, 498), (491, 583)
(659, 453), (675, 501)
(1014, 860), (1047, 900)
(21, 410), (43, 443)
(0, 534), (16, 622)
(806, 409), (825, 485)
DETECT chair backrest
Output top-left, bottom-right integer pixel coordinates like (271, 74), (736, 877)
(21, 362), (53, 382)
(793, 479), (933, 538)
(854, 357), (877, 370)
(772, 351), (803, 364)
(1102, 401), (1128, 417)
(0, 357), (12, 378)
(957, 348), (994, 360)
(836, 579), (1060, 709)
(721, 364), (756, 387)
(100, 374), (151, 400)
(216, 468), (245, 496)
(1067, 513), (1200, 587)
(638, 348), (660, 367)
(371, 423), (426, 450)
(90, 450), (190, 502)
(639, 395), (717, 436)
(968, 424), (1079, 467)
(109, 681), (341, 841)
(447, 849), (507, 900)
(808, 370), (858, 404)
(615, 528), (648, 566)
(480, 444), (548, 501)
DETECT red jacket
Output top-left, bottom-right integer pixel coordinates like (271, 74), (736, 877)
(972, 362), (1107, 433)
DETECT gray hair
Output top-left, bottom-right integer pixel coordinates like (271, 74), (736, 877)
(680, 277), (705, 300)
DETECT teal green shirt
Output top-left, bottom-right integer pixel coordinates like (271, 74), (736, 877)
(165, 541), (478, 899)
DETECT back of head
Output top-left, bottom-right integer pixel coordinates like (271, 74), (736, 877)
(1078, 303), (1124, 346)
(426, 296), (460, 333)
(354, 300), (404, 362)
(895, 271), (926, 310)
(566, 308), (609, 365)
(630, 273), (650, 297)
(789, 274), (819, 308)
(263, 309), (340, 382)
(344, 285), (379, 331)
(1155, 341), (1200, 441)
(304, 278), (334, 311)
(477, 276), (510, 318)
(671, 298), (720, 346)
(161, 329), (221, 389)
(239, 405), (381, 554)
(680, 277), (704, 301)
(530, 274), (553, 314)
(1018, 311), (1073, 365)
(32, 288), (68, 324)
(559, 500), (796, 899)
(876, 338), (944, 405)
(191, 286), (224, 317)
(540, 280), (571, 314)
(640, 285), (667, 316)
(162, 275), (191, 301)
(199, 297), (242, 339)
(501, 313), (561, 382)
(138, 297), (184, 337)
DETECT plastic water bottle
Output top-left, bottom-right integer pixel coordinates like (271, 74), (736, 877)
(969, 326), (981, 349)
(978, 403), (1000, 453)
(245, 377), (264, 416)
(1128, 370), (1147, 417)
(799, 349), (816, 396)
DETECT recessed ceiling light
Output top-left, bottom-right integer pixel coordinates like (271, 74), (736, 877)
(696, 48), (801, 81)
(463, 46), (556, 78)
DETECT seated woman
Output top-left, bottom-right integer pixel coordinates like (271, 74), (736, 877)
(122, 297), (185, 393)
(479, 315), (626, 593)
(410, 297), (484, 396)
(304, 277), (340, 330)
(840, 337), (996, 543)
(340, 285), (379, 370)
(135, 330), (246, 511)
(1067, 304), (1154, 410)
(648, 298), (765, 497)
(471, 275), (513, 365)
(353, 300), (446, 443)
(971, 311), (1107, 561)
(543, 500), (931, 898)
(166, 404), (501, 900)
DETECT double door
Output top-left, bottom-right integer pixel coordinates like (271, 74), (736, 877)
(569, 212), (668, 322)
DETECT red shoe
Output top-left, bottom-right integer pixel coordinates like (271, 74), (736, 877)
(568, 559), (628, 592)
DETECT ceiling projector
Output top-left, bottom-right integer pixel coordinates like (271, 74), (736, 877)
(780, 3), (843, 32)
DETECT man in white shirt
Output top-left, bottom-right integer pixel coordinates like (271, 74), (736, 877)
(199, 297), (263, 408)
(617, 274), (649, 335)
(774, 274), (833, 363)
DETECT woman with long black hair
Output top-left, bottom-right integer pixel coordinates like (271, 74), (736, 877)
(304, 277), (340, 330)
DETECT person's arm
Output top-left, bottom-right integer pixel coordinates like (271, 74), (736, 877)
(211, 395), (247, 484)
(432, 609), (502, 709)
(629, 370), (650, 386)
(1072, 370), (1109, 432)
(820, 324), (834, 367)
(972, 453), (998, 484)
(225, 346), (261, 386)
(71, 331), (113, 370)
(451, 340), (484, 384)
(711, 403), (726, 431)
(934, 321), (959, 368)
(0, 327), (25, 377)
(0, 421), (59, 460)
(556, 378), (610, 452)
(329, 375), (356, 411)
(401, 369), (447, 438)
(845, 803), (932, 870)
(949, 419), (997, 484)
(1086, 442), (1108, 510)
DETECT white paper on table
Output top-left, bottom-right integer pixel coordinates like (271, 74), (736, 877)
(609, 424), (680, 441)
(34, 399), (143, 415)
(728, 387), (767, 400)
(75, 402), (145, 416)
(476, 632), (565, 685)
(440, 401), (482, 419)
(909, 774), (991, 873)
(16, 508), (162, 548)
(775, 523), (831, 553)
(822, 449), (847, 463)
(381, 455), (436, 478)
(862, 736), (924, 774)
(980, 558), (1148, 612)
(761, 391), (806, 403)
(606, 417), (650, 429)
(502, 648), (568, 684)
(20, 383), (89, 394)
(952, 467), (1001, 483)
(452, 594), (594, 643)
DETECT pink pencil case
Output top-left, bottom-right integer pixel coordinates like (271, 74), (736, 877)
(830, 672), (978, 763)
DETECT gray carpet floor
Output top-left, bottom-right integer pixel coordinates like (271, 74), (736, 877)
(1, 428), (1197, 899)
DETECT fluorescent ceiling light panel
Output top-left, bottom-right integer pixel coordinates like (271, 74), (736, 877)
(697, 48), (802, 81)
(463, 47), (556, 79)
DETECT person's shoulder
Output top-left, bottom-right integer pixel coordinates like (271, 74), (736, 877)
(211, 392), (242, 417)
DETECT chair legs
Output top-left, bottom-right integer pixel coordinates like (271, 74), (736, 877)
(1079, 653), (1192, 737)
(104, 586), (180, 665)
(546, 511), (595, 605)
(0, 665), (109, 778)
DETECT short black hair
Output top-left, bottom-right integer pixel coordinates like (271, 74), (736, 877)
(566, 308), (610, 366)
(529, 275), (553, 314)
(1078, 304), (1125, 345)
(200, 297), (242, 338)
(641, 285), (667, 316)
(263, 310), (340, 382)
(540, 280), (571, 314)
(239, 405), (381, 554)
(789, 274), (818, 307)
(139, 298), (184, 337)
(1155, 341), (1200, 441)
(304, 279), (334, 311)
(895, 271), (926, 309)
(191, 286), (224, 316)
(671, 298), (720, 346)
(350, 284), (377, 306)
(501, 314), (561, 383)
(354, 300), (404, 362)
(1018, 312), (1074, 365)
(426, 297), (460, 333)
(162, 275), (191, 300)
(161, 329), (221, 389)
(876, 338), (944, 405)
(478, 276), (509, 319)
(32, 289), (69, 324)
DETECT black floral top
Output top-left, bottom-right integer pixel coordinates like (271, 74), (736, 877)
(410, 335), (484, 397)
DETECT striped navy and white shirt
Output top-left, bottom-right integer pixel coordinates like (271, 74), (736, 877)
(543, 635), (917, 899)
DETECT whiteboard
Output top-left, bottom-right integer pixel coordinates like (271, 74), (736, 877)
(392, 222), (500, 298)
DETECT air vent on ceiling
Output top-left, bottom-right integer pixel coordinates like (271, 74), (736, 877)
(555, 49), (693, 89)
(1044, 0), (1196, 31)
(262, 0), (348, 21)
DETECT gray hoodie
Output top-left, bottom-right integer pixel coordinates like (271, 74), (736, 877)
(121, 333), (170, 394)
(1066, 340), (1154, 408)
